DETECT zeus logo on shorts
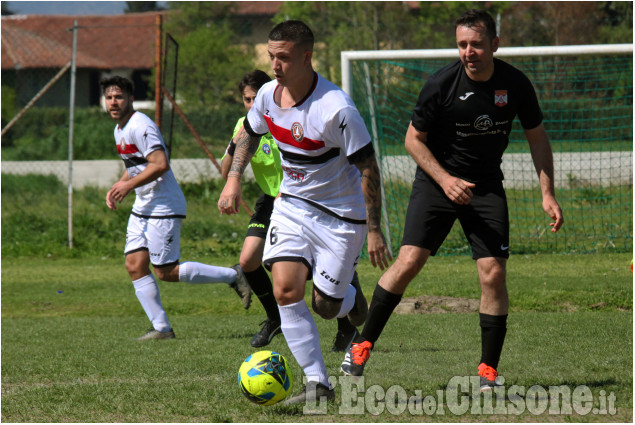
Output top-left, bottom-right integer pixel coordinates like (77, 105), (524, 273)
(320, 270), (341, 285)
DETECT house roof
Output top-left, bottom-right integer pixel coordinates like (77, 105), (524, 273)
(2, 2), (422, 71)
(1, 12), (162, 70)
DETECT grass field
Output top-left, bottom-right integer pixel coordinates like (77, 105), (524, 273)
(1, 174), (632, 421)
(2, 253), (632, 422)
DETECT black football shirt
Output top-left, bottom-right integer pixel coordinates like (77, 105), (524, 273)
(411, 58), (543, 182)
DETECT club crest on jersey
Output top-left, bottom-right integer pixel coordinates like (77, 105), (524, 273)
(495, 90), (508, 107)
(262, 143), (271, 155)
(120, 137), (127, 150)
(291, 122), (304, 142)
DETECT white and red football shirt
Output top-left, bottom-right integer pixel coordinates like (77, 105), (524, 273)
(114, 111), (186, 217)
(246, 72), (372, 222)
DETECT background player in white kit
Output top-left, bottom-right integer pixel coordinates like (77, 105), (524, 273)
(101, 76), (252, 340)
(218, 21), (392, 404)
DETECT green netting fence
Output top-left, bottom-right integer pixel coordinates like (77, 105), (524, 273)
(345, 46), (633, 256)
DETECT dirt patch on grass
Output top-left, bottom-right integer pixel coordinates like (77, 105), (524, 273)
(394, 295), (480, 314)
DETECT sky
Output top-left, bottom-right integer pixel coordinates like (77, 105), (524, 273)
(4, 1), (167, 15)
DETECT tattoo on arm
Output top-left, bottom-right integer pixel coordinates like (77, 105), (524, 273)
(356, 156), (382, 232)
(227, 127), (260, 179)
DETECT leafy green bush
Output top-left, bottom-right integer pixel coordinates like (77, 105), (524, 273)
(1, 173), (260, 259)
(2, 107), (120, 161)
(1, 104), (245, 161)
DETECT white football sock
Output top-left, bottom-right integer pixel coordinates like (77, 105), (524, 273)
(336, 284), (356, 318)
(278, 300), (330, 388)
(178, 261), (237, 284)
(133, 274), (171, 332)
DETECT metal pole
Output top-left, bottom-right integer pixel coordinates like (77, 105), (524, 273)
(155, 14), (163, 129)
(496, 12), (501, 39)
(67, 20), (78, 249)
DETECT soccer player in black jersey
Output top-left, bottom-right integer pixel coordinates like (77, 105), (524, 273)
(341, 9), (564, 390)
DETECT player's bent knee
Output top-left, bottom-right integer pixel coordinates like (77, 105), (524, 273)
(153, 264), (179, 282)
(274, 286), (304, 306)
(125, 260), (149, 279)
(397, 253), (426, 274)
(311, 295), (340, 320)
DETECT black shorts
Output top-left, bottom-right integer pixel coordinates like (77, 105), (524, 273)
(246, 193), (275, 239)
(401, 177), (509, 260)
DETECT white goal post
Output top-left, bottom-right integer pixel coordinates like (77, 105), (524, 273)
(341, 44), (633, 97)
(341, 43), (633, 255)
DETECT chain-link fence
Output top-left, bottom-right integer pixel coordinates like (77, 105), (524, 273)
(3, 9), (632, 255)
(1, 11), (264, 187)
(1, 13), (162, 184)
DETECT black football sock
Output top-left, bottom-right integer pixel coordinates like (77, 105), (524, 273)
(337, 316), (357, 334)
(243, 266), (280, 322)
(479, 313), (508, 370)
(360, 284), (402, 346)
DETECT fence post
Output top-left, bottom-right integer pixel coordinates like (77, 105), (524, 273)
(67, 20), (78, 249)
(155, 14), (163, 130)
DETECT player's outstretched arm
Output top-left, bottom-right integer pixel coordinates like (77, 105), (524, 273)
(355, 154), (392, 270)
(524, 123), (564, 233)
(218, 126), (260, 215)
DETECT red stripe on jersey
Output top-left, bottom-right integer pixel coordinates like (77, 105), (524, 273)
(117, 144), (140, 155)
(264, 116), (325, 151)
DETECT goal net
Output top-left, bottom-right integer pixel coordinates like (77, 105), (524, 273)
(342, 44), (633, 256)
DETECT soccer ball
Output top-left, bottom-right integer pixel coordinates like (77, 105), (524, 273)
(238, 350), (293, 405)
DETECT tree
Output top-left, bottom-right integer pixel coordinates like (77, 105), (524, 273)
(164, 2), (255, 109)
(274, 2), (426, 85)
(124, 2), (161, 13)
(1, 2), (14, 15)
(502, 2), (622, 46)
(273, 2), (518, 85)
(416, 2), (511, 48)
(597, 1), (633, 43)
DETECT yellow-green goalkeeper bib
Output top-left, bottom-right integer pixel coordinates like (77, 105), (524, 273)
(223, 116), (282, 197)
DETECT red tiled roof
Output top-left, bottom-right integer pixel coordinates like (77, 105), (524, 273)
(1, 12), (162, 70)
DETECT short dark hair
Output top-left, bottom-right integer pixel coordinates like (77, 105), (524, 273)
(238, 70), (272, 94)
(99, 75), (134, 95)
(455, 9), (497, 40)
(268, 20), (314, 51)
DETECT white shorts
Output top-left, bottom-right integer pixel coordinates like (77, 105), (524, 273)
(263, 196), (366, 300)
(125, 214), (182, 267)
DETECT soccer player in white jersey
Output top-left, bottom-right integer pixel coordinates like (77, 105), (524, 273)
(218, 21), (392, 404)
(101, 76), (252, 341)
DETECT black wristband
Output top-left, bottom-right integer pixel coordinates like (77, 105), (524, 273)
(227, 140), (237, 156)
